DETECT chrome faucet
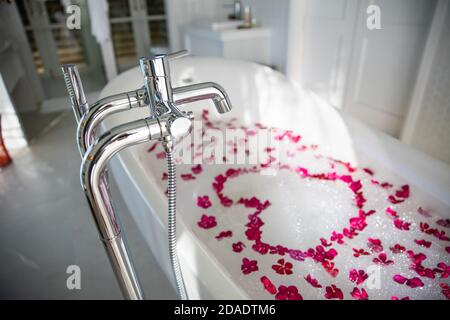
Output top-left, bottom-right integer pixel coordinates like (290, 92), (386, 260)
(77, 52), (231, 156)
(61, 51), (232, 300)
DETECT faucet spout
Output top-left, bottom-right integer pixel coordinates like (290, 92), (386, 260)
(173, 82), (232, 113)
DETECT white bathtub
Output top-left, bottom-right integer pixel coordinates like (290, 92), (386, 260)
(101, 57), (450, 300)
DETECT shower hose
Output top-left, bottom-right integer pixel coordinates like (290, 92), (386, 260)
(165, 141), (188, 300)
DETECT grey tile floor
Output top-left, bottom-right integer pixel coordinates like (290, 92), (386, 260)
(0, 111), (177, 299)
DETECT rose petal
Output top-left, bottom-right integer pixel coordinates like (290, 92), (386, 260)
(351, 287), (369, 300)
(260, 276), (277, 295)
(181, 173), (196, 181)
(197, 214), (217, 229)
(305, 274), (322, 288)
(414, 239), (432, 248)
(406, 277), (424, 288)
(197, 195), (212, 209)
(147, 142), (158, 152)
(393, 274), (408, 284)
(191, 164), (203, 174)
(232, 241), (245, 253)
(215, 230), (232, 240)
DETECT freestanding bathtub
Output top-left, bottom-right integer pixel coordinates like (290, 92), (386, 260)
(101, 57), (450, 300)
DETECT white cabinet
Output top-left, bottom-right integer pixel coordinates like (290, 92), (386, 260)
(184, 25), (271, 66)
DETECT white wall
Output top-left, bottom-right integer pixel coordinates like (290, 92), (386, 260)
(287, 0), (358, 108)
(287, 0), (436, 137)
(403, 1), (450, 164)
(165, 0), (290, 72)
(240, 0), (290, 71)
(165, 0), (229, 52)
(343, 0), (435, 137)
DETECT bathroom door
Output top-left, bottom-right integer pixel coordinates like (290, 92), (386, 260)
(109, 0), (168, 71)
(289, 0), (437, 138)
(297, 0), (359, 108)
(17, 0), (105, 98)
(343, 0), (437, 137)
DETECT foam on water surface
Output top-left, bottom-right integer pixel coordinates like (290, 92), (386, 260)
(138, 110), (450, 300)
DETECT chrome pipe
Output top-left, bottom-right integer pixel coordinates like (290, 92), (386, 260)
(167, 50), (189, 61)
(76, 89), (147, 215)
(81, 118), (163, 300)
(173, 82), (232, 113)
(73, 51), (234, 301)
(61, 64), (88, 122)
(77, 88), (146, 155)
(76, 90), (147, 240)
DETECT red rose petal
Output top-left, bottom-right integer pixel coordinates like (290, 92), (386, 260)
(197, 214), (217, 229)
(260, 276), (277, 295)
(181, 173), (196, 181)
(406, 277), (424, 288)
(191, 164), (203, 174)
(156, 151), (166, 159)
(395, 185), (410, 199)
(147, 142), (158, 152)
(241, 257), (259, 275)
(351, 287), (369, 300)
(324, 285), (343, 300)
(215, 230), (232, 240)
(393, 274), (408, 284)
(305, 274), (322, 288)
(232, 241), (246, 253)
(414, 239), (432, 248)
(197, 195), (212, 209)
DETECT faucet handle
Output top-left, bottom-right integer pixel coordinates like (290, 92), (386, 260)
(139, 50), (191, 117)
(139, 50), (189, 77)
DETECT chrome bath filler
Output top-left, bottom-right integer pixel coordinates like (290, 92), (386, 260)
(61, 51), (232, 300)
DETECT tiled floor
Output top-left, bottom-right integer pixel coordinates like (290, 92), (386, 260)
(0, 111), (177, 299)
